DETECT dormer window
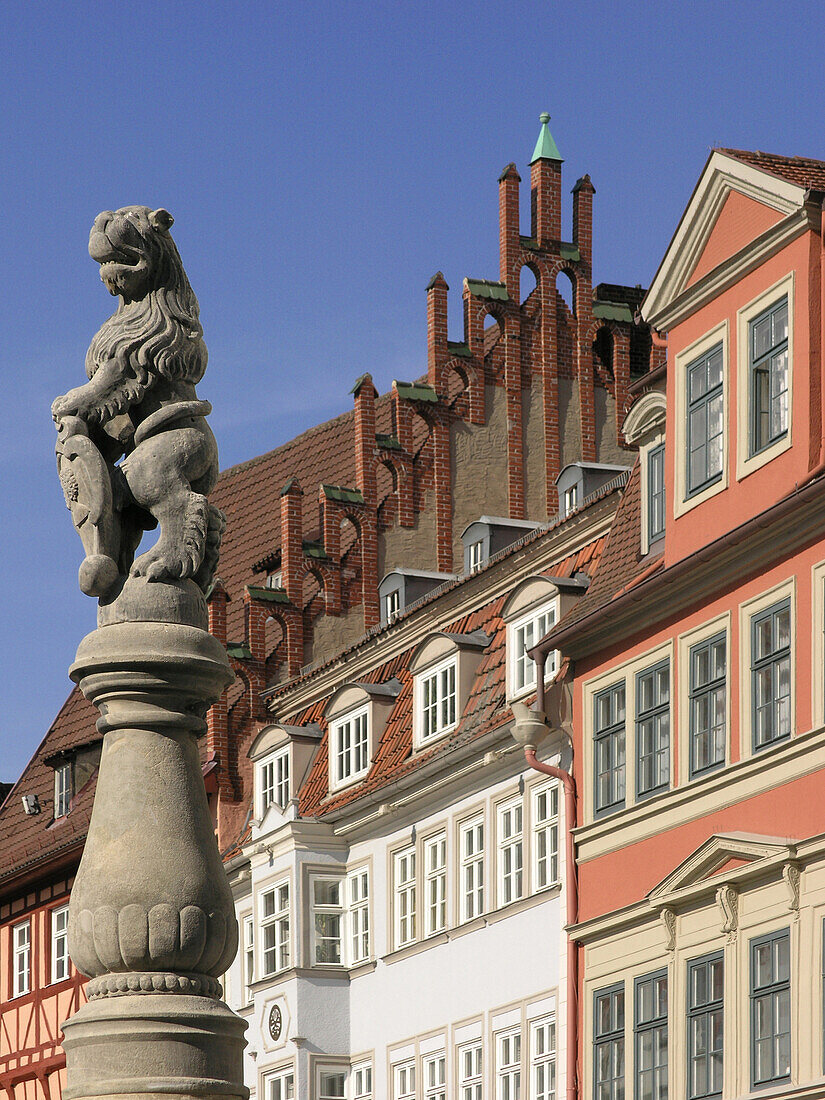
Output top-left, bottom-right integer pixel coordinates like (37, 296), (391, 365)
(265, 570), (283, 590)
(384, 588), (400, 622)
(468, 539), (485, 573)
(54, 761), (71, 818)
(509, 602), (558, 698)
(564, 484), (578, 515)
(503, 576), (587, 702)
(410, 630), (489, 749)
(331, 705), (370, 787)
(461, 517), (542, 576)
(420, 657), (457, 741)
(623, 390), (667, 554)
(260, 747), (289, 812)
(325, 678), (401, 793)
(249, 722), (323, 824)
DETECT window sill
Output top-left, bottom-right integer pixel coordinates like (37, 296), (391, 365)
(486, 885), (561, 923)
(736, 431), (791, 483)
(731, 1079), (825, 1100)
(577, 724), (825, 860)
(446, 916), (486, 940)
(382, 932), (449, 965)
(348, 958), (377, 978)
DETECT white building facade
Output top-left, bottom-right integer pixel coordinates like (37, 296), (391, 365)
(222, 485), (624, 1100)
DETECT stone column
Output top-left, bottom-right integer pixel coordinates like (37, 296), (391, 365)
(61, 581), (246, 1100)
(52, 205), (247, 1100)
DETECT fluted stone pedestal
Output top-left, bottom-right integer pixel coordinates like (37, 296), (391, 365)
(62, 579), (247, 1100)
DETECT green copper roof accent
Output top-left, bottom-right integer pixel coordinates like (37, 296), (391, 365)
(426, 271), (449, 291)
(559, 242), (580, 262)
(376, 433), (402, 450)
(464, 278), (509, 302)
(394, 381), (439, 403)
(321, 484), (366, 504)
(519, 235), (540, 252)
(246, 585), (290, 604)
(447, 341), (472, 359)
(302, 540), (329, 559)
(593, 302), (634, 323)
(226, 642), (253, 659)
(349, 373), (374, 396)
(279, 475), (302, 497)
(530, 112), (562, 165)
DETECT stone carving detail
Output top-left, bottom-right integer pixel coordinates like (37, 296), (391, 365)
(661, 906), (677, 951)
(716, 883), (739, 936)
(782, 861), (801, 912)
(53, 206), (224, 600)
(57, 210), (246, 1100)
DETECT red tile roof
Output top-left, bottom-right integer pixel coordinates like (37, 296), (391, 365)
(0, 691), (99, 887)
(541, 460), (644, 643)
(717, 148), (825, 191)
(297, 536), (606, 818)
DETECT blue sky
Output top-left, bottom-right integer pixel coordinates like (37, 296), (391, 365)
(2, 0), (823, 779)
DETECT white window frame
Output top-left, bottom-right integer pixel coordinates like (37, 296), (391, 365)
(12, 919), (30, 998)
(424, 832), (447, 937)
(263, 1066), (294, 1100)
(316, 1064), (348, 1099)
(496, 1027), (522, 1100)
(532, 782), (560, 891)
(497, 797), (524, 907)
(259, 746), (290, 816)
(458, 1041), (483, 1100)
(348, 866), (370, 965)
(468, 539), (485, 573)
(265, 570), (283, 589)
(564, 483), (579, 515)
(423, 1051), (446, 1100)
(673, 319), (729, 517)
(738, 578), (796, 763)
(330, 704), (371, 790)
(50, 904), (70, 984)
(736, 271), (794, 482)
(393, 846), (417, 948)
(310, 875), (344, 967)
(508, 599), (559, 700)
(460, 816), (485, 922)
(384, 588), (401, 621)
(351, 1061), (373, 1099)
(54, 761), (71, 818)
(260, 881), (290, 976)
(416, 655), (458, 744)
(530, 1014), (557, 1100)
(242, 913), (254, 1003)
(393, 1059), (416, 1100)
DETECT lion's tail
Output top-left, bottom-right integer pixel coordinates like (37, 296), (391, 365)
(194, 504), (226, 593)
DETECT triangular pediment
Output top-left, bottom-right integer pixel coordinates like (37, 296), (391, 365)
(685, 190), (783, 287)
(642, 151), (808, 329)
(649, 832), (793, 905)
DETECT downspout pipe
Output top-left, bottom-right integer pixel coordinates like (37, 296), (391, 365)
(510, 674), (578, 1100)
(798, 194), (825, 489)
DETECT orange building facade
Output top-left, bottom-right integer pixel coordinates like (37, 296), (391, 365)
(540, 149), (825, 1099)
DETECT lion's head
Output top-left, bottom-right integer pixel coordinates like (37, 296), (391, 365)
(85, 206), (206, 385)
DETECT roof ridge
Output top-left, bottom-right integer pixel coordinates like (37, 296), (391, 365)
(717, 146), (825, 168)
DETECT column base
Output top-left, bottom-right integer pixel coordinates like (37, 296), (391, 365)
(62, 993), (248, 1100)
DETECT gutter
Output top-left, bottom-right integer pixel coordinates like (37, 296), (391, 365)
(510, 673), (579, 1100)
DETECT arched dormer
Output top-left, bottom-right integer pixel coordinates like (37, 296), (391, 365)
(623, 390), (667, 555)
(502, 574), (588, 700)
(409, 629), (490, 750)
(248, 722), (323, 825)
(324, 678), (402, 793)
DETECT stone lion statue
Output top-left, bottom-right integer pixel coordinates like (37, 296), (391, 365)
(52, 206), (224, 600)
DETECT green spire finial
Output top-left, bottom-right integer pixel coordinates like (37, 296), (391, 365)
(530, 112), (562, 165)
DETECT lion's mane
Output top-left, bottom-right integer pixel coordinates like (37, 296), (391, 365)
(85, 212), (207, 387)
